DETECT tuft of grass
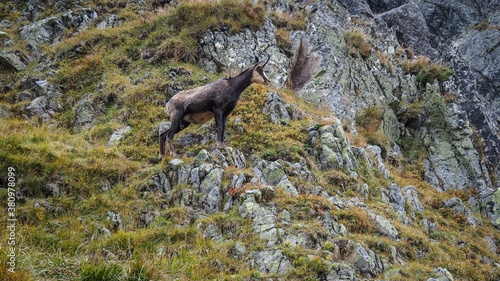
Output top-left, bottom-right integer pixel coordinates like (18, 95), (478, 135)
(376, 50), (395, 74)
(334, 207), (375, 234)
(355, 106), (389, 150)
(400, 56), (453, 89)
(79, 261), (123, 281)
(343, 30), (372, 58)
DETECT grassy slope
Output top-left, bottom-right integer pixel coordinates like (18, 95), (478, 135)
(0, 0), (498, 280)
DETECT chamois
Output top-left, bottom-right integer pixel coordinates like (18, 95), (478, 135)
(160, 58), (271, 158)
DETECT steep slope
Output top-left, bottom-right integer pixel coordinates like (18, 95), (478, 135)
(0, 0), (499, 280)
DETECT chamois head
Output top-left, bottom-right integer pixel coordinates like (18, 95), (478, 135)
(251, 56), (271, 85)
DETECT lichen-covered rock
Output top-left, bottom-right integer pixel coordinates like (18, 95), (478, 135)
(427, 267), (454, 281)
(402, 185), (424, 217)
(199, 168), (223, 214)
(19, 8), (98, 45)
(238, 189), (278, 243)
(310, 118), (367, 172)
(384, 183), (411, 225)
(19, 17), (64, 45)
(284, 232), (315, 248)
(96, 14), (123, 29)
(252, 159), (298, 197)
(200, 18), (289, 86)
(443, 197), (482, 228)
(468, 181), (500, 227)
(107, 126), (131, 147)
(324, 261), (356, 281)
(422, 82), (485, 192)
(369, 212), (399, 240)
(263, 91), (302, 124)
(293, 2), (399, 120)
(0, 51), (27, 71)
(253, 250), (291, 275)
(337, 240), (390, 278)
(323, 213), (347, 238)
(365, 145), (390, 178)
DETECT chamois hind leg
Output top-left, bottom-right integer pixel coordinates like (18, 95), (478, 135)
(159, 129), (170, 160)
(167, 116), (191, 157)
(166, 112), (182, 157)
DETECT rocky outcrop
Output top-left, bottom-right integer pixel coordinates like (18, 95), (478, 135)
(375, 3), (437, 58)
(200, 17), (289, 86)
(24, 80), (63, 120)
(309, 118), (371, 173)
(443, 197), (482, 228)
(421, 82), (487, 192)
(0, 51), (28, 72)
(263, 91), (302, 124)
(19, 8), (98, 45)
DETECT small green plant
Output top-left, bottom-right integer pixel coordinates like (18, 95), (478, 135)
(343, 30), (372, 58)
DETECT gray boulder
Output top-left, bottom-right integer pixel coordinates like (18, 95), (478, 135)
(366, 145), (390, 178)
(384, 183), (411, 225)
(402, 185), (424, 216)
(238, 190), (278, 244)
(253, 250), (291, 275)
(107, 126), (131, 147)
(263, 91), (302, 124)
(0, 51), (27, 72)
(96, 14), (123, 29)
(369, 212), (399, 240)
(337, 240), (390, 278)
(443, 197), (482, 228)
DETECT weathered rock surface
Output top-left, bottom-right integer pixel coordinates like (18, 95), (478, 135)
(19, 8), (98, 45)
(200, 18), (289, 86)
(253, 249), (291, 275)
(0, 51), (27, 71)
(443, 197), (482, 228)
(107, 126), (131, 147)
(375, 3), (437, 58)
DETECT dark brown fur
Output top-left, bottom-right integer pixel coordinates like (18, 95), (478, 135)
(160, 60), (270, 158)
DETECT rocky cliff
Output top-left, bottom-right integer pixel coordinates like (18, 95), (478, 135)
(0, 0), (499, 280)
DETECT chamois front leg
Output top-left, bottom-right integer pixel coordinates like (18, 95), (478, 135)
(214, 110), (225, 149)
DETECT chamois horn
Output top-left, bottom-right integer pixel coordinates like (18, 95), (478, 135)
(262, 55), (270, 67)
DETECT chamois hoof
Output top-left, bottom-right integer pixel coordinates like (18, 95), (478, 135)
(216, 142), (225, 149)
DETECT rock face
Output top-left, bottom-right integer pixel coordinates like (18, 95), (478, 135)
(422, 83), (486, 192)
(200, 18), (289, 86)
(375, 3), (437, 58)
(19, 8), (98, 45)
